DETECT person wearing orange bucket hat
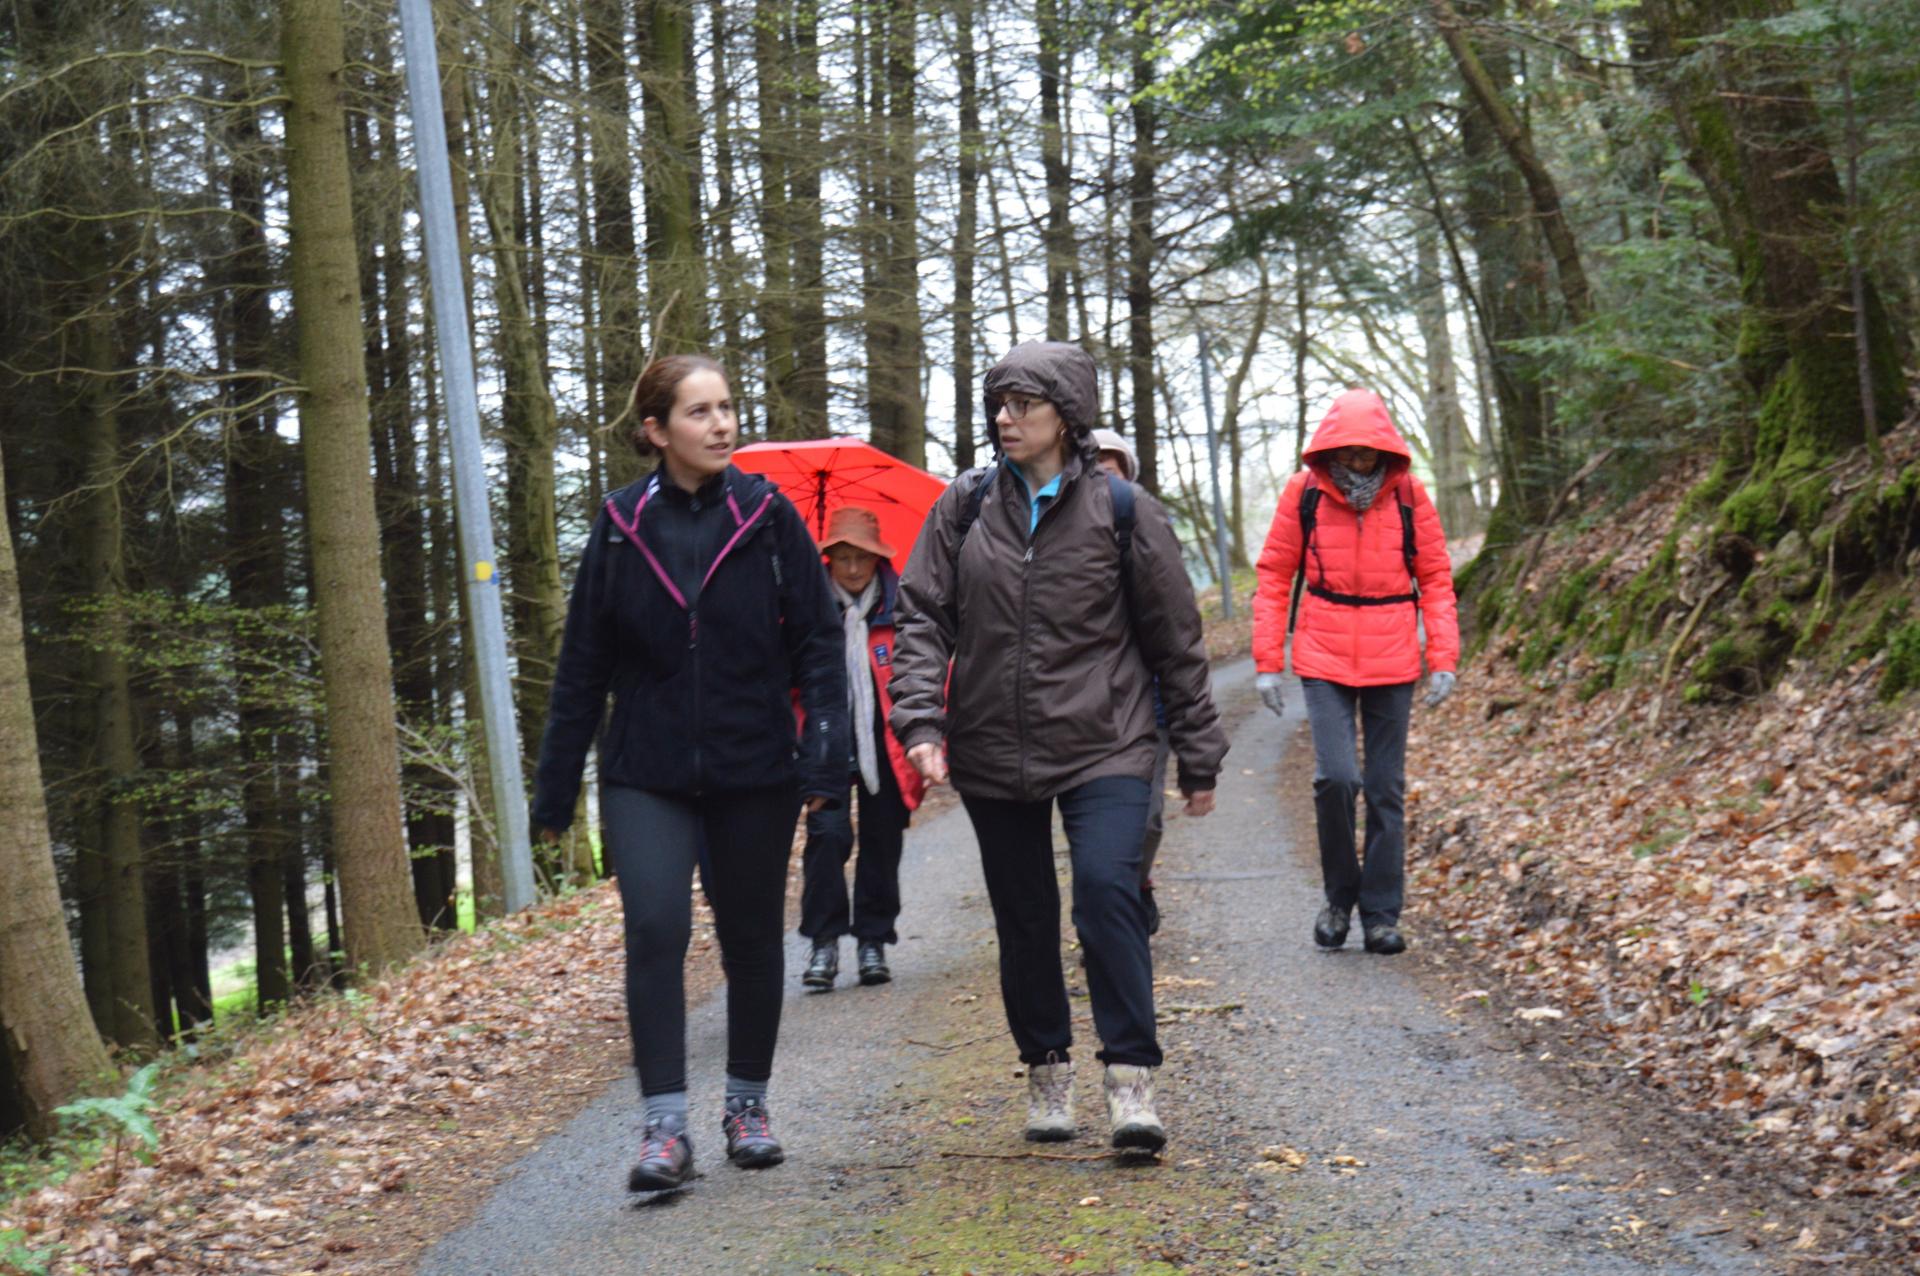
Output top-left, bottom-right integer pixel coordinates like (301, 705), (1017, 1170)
(798, 506), (928, 991)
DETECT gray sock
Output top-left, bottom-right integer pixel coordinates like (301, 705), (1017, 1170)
(643, 1090), (689, 1130)
(724, 1074), (768, 1106)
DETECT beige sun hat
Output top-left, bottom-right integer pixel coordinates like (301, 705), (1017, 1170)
(1090, 427), (1138, 482)
(817, 505), (896, 560)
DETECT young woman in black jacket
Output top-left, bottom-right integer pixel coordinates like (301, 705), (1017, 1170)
(532, 354), (847, 1192)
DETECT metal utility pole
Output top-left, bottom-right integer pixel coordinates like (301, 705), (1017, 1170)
(396, 0), (536, 913)
(1196, 330), (1235, 620)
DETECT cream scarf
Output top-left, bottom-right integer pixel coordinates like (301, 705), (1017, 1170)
(832, 578), (882, 794)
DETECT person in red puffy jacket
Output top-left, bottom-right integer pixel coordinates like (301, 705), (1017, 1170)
(1251, 388), (1459, 955)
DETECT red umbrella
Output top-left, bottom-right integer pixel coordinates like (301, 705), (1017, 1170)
(732, 437), (947, 573)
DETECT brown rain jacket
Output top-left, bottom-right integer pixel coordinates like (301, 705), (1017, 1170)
(889, 341), (1227, 802)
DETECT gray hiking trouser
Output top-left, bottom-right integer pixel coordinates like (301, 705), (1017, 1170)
(1300, 678), (1416, 929)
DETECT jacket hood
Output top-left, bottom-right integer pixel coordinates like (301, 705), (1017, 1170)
(1301, 390), (1413, 472)
(981, 342), (1102, 463)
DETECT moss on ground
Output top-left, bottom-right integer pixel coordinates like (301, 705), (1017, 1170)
(1881, 621), (1920, 700)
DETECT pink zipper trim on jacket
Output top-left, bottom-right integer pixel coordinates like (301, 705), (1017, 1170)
(603, 479), (775, 613)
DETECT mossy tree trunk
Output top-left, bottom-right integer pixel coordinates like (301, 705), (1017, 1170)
(1646, 0), (1901, 541)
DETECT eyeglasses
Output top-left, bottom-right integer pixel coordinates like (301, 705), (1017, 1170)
(1000, 396), (1044, 420)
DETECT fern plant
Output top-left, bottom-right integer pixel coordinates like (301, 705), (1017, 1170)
(51, 1063), (162, 1190)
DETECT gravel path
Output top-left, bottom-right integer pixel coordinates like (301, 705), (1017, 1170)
(420, 660), (1784, 1274)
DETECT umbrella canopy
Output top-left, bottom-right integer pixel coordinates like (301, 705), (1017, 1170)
(732, 437), (947, 573)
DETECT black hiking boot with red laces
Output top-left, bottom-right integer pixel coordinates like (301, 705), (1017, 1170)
(627, 1118), (694, 1192)
(722, 1096), (785, 1168)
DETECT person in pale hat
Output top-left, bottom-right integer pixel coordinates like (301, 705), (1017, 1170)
(798, 505), (928, 990)
(1091, 428), (1170, 937)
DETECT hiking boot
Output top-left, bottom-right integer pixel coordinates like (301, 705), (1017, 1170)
(1025, 1059), (1075, 1142)
(857, 941), (891, 985)
(1313, 905), (1350, 950)
(802, 941), (838, 990)
(721, 1096), (785, 1168)
(627, 1118), (694, 1192)
(1364, 925), (1407, 955)
(1104, 1064), (1166, 1152)
(1143, 882), (1161, 937)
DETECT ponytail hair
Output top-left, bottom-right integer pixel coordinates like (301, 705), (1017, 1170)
(622, 353), (727, 458)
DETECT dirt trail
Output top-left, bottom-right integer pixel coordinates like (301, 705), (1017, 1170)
(419, 662), (1794, 1274)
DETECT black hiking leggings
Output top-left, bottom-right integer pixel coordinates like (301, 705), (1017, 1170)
(601, 783), (800, 1096)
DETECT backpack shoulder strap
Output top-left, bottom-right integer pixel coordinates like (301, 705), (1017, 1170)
(1289, 483), (1321, 635)
(951, 463), (996, 566)
(1106, 472), (1136, 621)
(1396, 475), (1419, 591)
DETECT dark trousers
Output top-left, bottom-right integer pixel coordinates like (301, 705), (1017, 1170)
(1300, 678), (1415, 929)
(602, 783), (799, 1095)
(799, 761), (910, 944)
(960, 775), (1159, 1068)
(1138, 726), (1172, 886)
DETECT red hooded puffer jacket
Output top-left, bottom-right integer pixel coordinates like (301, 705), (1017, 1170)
(1252, 389), (1459, 685)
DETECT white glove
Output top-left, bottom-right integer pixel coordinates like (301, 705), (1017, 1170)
(1423, 670), (1456, 707)
(1256, 672), (1287, 717)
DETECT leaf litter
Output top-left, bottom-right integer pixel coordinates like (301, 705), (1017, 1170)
(1406, 457), (1920, 1246)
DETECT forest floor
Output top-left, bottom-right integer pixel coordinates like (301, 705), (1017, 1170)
(1407, 460), (1920, 1256)
(8, 660), (1902, 1274)
(7, 491), (1918, 1272)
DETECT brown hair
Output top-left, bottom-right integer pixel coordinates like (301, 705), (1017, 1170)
(623, 354), (727, 458)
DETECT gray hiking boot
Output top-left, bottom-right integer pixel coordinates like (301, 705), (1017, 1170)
(721, 1096), (785, 1168)
(1104, 1064), (1166, 1152)
(627, 1117), (694, 1191)
(1024, 1059), (1075, 1142)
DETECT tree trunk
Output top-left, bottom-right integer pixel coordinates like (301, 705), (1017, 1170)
(708, 0), (747, 421)
(868, 0), (925, 464)
(222, 87), (296, 1012)
(1218, 259), (1272, 570)
(770, 0), (828, 436)
(1643, 0), (1899, 535)
(282, 0), (424, 975)
(952, 0), (982, 470)
(1416, 223), (1474, 535)
(755, 0), (798, 437)
(1456, 39), (1553, 536)
(1431, 0), (1593, 327)
(1127, 28), (1158, 490)
(640, 0), (708, 352)
(75, 302), (155, 1051)
(1038, 0), (1072, 341)
(582, 0), (642, 486)
(0, 436), (117, 1137)
(481, 0), (567, 831)
(787, 0), (830, 435)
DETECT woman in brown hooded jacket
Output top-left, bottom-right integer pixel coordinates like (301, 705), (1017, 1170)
(890, 341), (1228, 1152)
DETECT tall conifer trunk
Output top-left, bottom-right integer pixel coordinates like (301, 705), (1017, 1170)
(281, 0), (423, 975)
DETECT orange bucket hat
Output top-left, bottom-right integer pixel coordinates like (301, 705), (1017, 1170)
(817, 505), (896, 560)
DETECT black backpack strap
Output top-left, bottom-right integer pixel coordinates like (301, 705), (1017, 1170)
(951, 463), (996, 565)
(1288, 486), (1321, 635)
(1107, 471), (1136, 622)
(1294, 478), (1419, 612)
(945, 463), (997, 629)
(1397, 476), (1419, 598)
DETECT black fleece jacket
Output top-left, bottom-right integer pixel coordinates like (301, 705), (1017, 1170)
(531, 465), (847, 832)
